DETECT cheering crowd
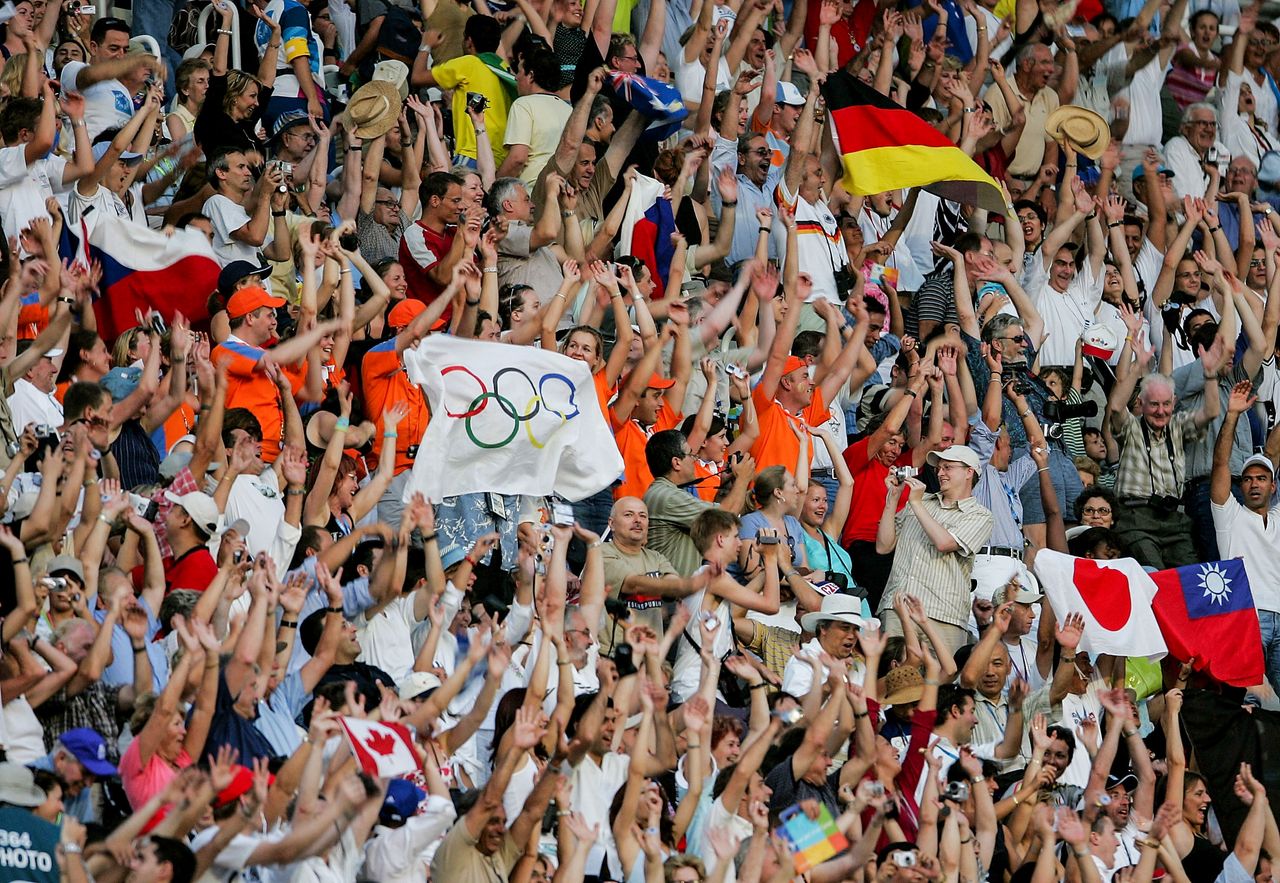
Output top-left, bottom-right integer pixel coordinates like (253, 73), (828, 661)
(0, 0), (1278, 879)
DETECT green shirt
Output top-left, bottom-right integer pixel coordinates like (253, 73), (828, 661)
(643, 476), (714, 577)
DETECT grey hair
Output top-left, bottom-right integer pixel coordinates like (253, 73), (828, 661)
(1139, 372), (1176, 403)
(208, 151), (238, 191)
(981, 312), (1024, 344)
(486, 176), (526, 217)
(1016, 43), (1046, 67)
(51, 617), (93, 645)
(1181, 102), (1218, 127)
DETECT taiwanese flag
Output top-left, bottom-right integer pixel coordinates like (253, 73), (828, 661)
(61, 217), (219, 342)
(821, 71), (1005, 213)
(617, 173), (677, 300)
(1151, 560), (1264, 688)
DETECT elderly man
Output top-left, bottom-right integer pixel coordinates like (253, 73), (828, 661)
(984, 43), (1060, 180)
(1164, 103), (1227, 200)
(1217, 156), (1275, 251)
(710, 130), (781, 267)
(781, 594), (868, 696)
(489, 174), (577, 294)
(876, 445), (994, 654)
(599, 497), (711, 654)
(30, 728), (117, 824)
(1107, 335), (1226, 569)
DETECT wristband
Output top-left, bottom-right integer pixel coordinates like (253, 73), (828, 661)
(1209, 225), (1221, 233)
(1108, 222), (1121, 229)
(280, 619), (298, 629)
(483, 267), (498, 274)
(62, 843), (82, 855)
(924, 678), (939, 685)
(687, 742), (702, 749)
(11, 557), (26, 565)
(905, 389), (918, 398)
(58, 296), (75, 305)
(963, 106), (976, 114)
(98, 514), (116, 527)
(758, 226), (771, 234)
(722, 200), (738, 207)
(1141, 838), (1161, 849)
(132, 644), (146, 653)
(327, 606), (343, 615)
(384, 431), (398, 438)
(465, 297), (481, 306)
(464, 554), (477, 566)
(272, 210), (286, 217)
(335, 417), (350, 431)
(347, 146), (361, 152)
(420, 532), (438, 543)
(286, 488), (306, 496)
(749, 682), (769, 690)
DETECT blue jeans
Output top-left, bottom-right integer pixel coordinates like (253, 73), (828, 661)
(1259, 610), (1280, 695)
(133, 0), (185, 103)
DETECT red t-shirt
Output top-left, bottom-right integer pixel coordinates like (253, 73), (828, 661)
(164, 546), (218, 594)
(398, 221), (456, 306)
(839, 436), (912, 545)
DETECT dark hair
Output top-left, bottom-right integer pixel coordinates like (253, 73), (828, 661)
(1067, 526), (1127, 558)
(464, 15), (502, 52)
(175, 211), (211, 229)
(1045, 724), (1077, 763)
(864, 295), (886, 315)
(421, 170), (463, 205)
(1189, 321), (1219, 357)
(954, 231), (987, 256)
(61, 329), (102, 380)
(792, 331), (824, 359)
(0, 97), (39, 143)
(90, 16), (130, 45)
(936, 684), (975, 721)
(521, 48), (561, 91)
(289, 525), (331, 569)
(220, 408), (263, 448)
(497, 282), (534, 330)
(299, 607), (328, 656)
(680, 413), (726, 446)
(148, 836), (196, 883)
(1012, 199), (1046, 227)
(63, 381), (108, 423)
(646, 429), (687, 480)
(1072, 486), (1118, 522)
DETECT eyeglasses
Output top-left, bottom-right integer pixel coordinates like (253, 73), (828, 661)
(375, 198), (398, 208)
(1250, 259), (1267, 268)
(994, 333), (1027, 344)
(1082, 506), (1112, 516)
(1187, 119), (1218, 129)
(743, 147), (771, 157)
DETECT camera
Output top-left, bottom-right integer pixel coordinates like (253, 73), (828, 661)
(466, 92), (489, 113)
(614, 641), (637, 677)
(149, 313), (167, 336)
(890, 851), (916, 868)
(40, 576), (68, 591)
(33, 424), (57, 439)
(339, 231), (359, 251)
(890, 465), (917, 481)
(272, 161), (292, 193)
(757, 533), (781, 545)
(1042, 399), (1097, 424)
(700, 610), (719, 630)
(127, 492), (158, 522)
(832, 266), (857, 300)
(868, 781), (885, 797)
(726, 363), (748, 379)
(550, 499), (575, 527)
(943, 781), (970, 802)
(1148, 494), (1181, 515)
(604, 597), (631, 620)
(773, 706), (804, 725)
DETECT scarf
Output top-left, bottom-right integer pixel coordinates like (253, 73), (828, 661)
(476, 52), (518, 101)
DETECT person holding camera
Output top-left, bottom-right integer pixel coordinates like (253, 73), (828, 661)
(1106, 328), (1226, 569)
(875, 445), (993, 655)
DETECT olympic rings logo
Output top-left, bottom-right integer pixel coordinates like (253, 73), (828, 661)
(441, 365), (581, 449)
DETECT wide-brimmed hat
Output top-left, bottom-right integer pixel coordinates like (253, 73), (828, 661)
(343, 80), (402, 140)
(0, 763), (45, 807)
(372, 59), (410, 101)
(799, 593), (865, 633)
(1044, 105), (1110, 160)
(882, 665), (925, 706)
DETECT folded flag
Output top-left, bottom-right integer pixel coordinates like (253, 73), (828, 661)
(60, 217), (219, 340)
(608, 71), (688, 141)
(1151, 559), (1264, 688)
(339, 716), (422, 779)
(821, 70), (1005, 213)
(1033, 550), (1168, 659)
(401, 335), (624, 503)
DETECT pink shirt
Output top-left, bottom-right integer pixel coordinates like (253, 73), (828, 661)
(120, 735), (192, 810)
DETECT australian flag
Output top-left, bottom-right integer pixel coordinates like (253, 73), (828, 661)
(1151, 559), (1265, 688)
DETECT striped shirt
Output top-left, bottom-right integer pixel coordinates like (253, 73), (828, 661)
(1112, 410), (1206, 501)
(775, 177), (848, 305)
(878, 493), (993, 628)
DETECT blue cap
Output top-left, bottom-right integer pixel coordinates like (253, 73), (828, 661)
(440, 542), (467, 570)
(57, 728), (118, 777)
(270, 108), (310, 141)
(379, 779), (425, 827)
(102, 366), (142, 403)
(1132, 164), (1174, 181)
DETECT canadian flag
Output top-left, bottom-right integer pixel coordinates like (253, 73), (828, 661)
(1032, 551), (1168, 660)
(338, 717), (423, 779)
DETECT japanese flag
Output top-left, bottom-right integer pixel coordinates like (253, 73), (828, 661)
(338, 717), (422, 779)
(1032, 550), (1168, 660)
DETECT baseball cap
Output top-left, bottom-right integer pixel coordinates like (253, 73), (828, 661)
(218, 260), (272, 297)
(782, 355), (808, 375)
(91, 142), (144, 165)
(270, 108), (311, 141)
(1241, 453), (1276, 479)
(387, 298), (427, 329)
(162, 490), (221, 536)
(926, 444), (982, 472)
(58, 728), (119, 777)
(398, 670), (442, 701)
(1081, 325), (1119, 361)
(102, 366), (143, 403)
(1106, 773), (1138, 791)
(1132, 164), (1174, 181)
(225, 286), (286, 319)
(213, 764), (275, 808)
(380, 779), (425, 826)
(47, 554), (85, 583)
(776, 81), (805, 106)
(646, 373), (675, 389)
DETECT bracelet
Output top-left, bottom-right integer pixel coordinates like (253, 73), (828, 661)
(589, 540), (603, 548)
(1209, 225), (1221, 233)
(1140, 838), (1161, 849)
(272, 210), (286, 218)
(557, 810), (572, 817)
(384, 431), (398, 438)
(217, 27), (233, 35)
(1108, 222), (1121, 229)
(464, 554), (477, 566)
(465, 297), (481, 306)
(1038, 467), (1049, 473)
(58, 295), (75, 305)
(687, 742), (702, 749)
(989, 371), (1001, 377)
(280, 619), (298, 629)
(854, 710), (869, 718)
(286, 488), (306, 496)
(1012, 793), (1021, 806)
(1086, 212), (1097, 221)
(1123, 728), (1138, 738)
(268, 41), (281, 49)
(758, 226), (771, 234)
(1072, 848), (1088, 858)
(483, 267), (498, 274)
(62, 843), (83, 855)
(340, 268), (352, 275)
(421, 532), (438, 543)
(335, 417), (351, 431)
(11, 557), (26, 565)
(961, 837), (974, 844)
(558, 660), (573, 665)
(418, 44), (431, 52)
(98, 514), (116, 527)
(73, 119), (86, 128)
(905, 389), (918, 398)
(347, 146), (361, 152)
(132, 644), (146, 653)
(924, 678), (939, 685)
(474, 128), (487, 135)
(327, 606), (343, 615)
(562, 210), (573, 218)
(1019, 409), (1031, 418)
(972, 775), (984, 784)
(749, 682), (769, 690)
(554, 292), (567, 300)
(722, 200), (738, 207)
(963, 106), (976, 114)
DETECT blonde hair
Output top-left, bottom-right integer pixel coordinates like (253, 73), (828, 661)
(223, 70), (264, 117)
(0, 53), (26, 99)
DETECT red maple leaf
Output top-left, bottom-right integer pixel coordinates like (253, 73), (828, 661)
(365, 729), (399, 756)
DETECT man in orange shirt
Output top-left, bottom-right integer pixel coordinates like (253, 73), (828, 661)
(610, 321), (693, 500)
(361, 295), (452, 529)
(211, 287), (339, 462)
(749, 273), (870, 474)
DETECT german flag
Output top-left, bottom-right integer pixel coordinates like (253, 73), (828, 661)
(822, 71), (1005, 213)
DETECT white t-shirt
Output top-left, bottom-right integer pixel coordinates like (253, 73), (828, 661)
(362, 797), (458, 883)
(61, 60), (135, 140)
(695, 798), (753, 883)
(0, 147), (68, 245)
(1211, 495), (1280, 613)
(8, 378), (63, 433)
(780, 637), (866, 697)
(675, 55), (732, 104)
(670, 586), (733, 702)
(503, 93), (573, 189)
(356, 594), (426, 683)
(775, 177), (849, 305)
(204, 192), (274, 267)
(67, 180), (145, 227)
(568, 751), (630, 876)
(1116, 54), (1167, 147)
(1025, 258), (1104, 367)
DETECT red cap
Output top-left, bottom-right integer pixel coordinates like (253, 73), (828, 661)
(646, 373), (675, 390)
(782, 355), (808, 375)
(214, 764), (275, 808)
(225, 286), (286, 319)
(387, 299), (427, 329)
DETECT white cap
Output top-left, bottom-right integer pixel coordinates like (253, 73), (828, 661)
(1242, 453), (1276, 479)
(397, 671), (442, 701)
(926, 444), (982, 472)
(162, 490), (220, 537)
(776, 81), (805, 106)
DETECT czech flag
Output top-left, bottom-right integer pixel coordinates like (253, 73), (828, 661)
(821, 71), (1005, 213)
(61, 217), (219, 341)
(617, 173), (677, 300)
(1151, 560), (1264, 688)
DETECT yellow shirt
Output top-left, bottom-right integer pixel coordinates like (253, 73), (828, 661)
(430, 55), (512, 164)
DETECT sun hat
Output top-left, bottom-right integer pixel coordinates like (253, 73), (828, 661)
(799, 593), (866, 633)
(0, 763), (45, 807)
(1044, 105), (1110, 160)
(882, 665), (925, 706)
(343, 79), (402, 140)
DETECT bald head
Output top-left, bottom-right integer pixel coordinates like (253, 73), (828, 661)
(609, 497), (649, 549)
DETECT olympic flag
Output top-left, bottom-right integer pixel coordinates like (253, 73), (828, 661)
(402, 336), (623, 503)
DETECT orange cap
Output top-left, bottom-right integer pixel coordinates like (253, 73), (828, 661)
(782, 355), (808, 375)
(647, 373), (675, 389)
(387, 299), (427, 329)
(225, 285), (286, 319)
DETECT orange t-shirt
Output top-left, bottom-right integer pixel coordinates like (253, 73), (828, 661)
(748, 383), (831, 474)
(361, 339), (430, 475)
(210, 339), (307, 462)
(611, 398), (682, 500)
(593, 370), (616, 416)
(693, 459), (721, 502)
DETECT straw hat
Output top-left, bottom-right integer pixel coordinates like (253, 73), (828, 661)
(343, 80), (402, 139)
(1044, 105), (1110, 160)
(882, 666), (925, 706)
